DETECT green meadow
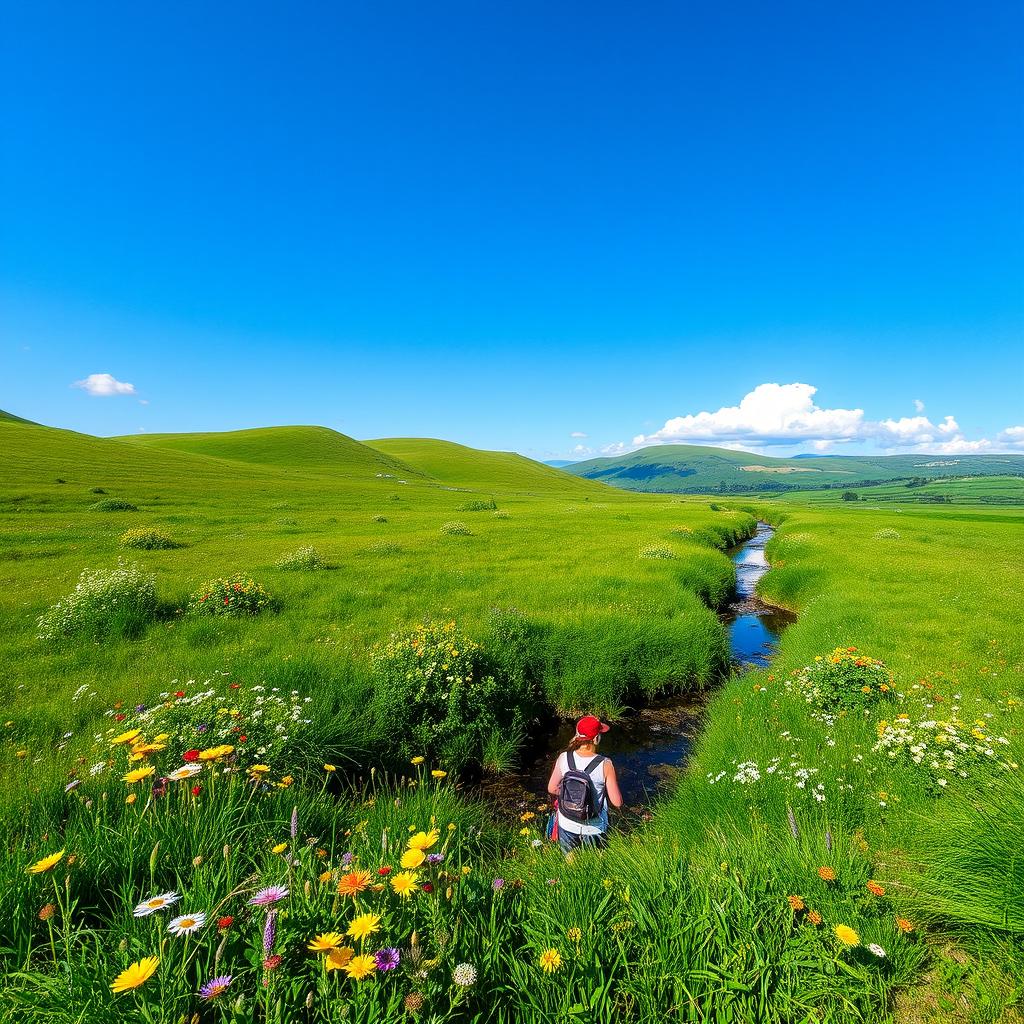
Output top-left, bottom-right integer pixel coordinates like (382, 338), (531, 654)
(1, 415), (1022, 1023)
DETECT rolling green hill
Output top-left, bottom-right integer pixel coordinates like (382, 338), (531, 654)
(366, 437), (607, 494)
(775, 474), (1024, 505)
(118, 425), (422, 479)
(564, 443), (1024, 494)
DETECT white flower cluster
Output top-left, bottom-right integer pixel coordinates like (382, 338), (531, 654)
(37, 560), (156, 641)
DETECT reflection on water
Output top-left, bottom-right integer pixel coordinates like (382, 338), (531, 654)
(492, 521), (796, 811)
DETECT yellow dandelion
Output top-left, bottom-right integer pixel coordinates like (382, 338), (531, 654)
(834, 924), (860, 947)
(538, 948), (562, 972)
(343, 953), (377, 980)
(407, 829), (440, 851)
(390, 871), (419, 899)
(27, 849), (65, 874)
(401, 848), (426, 869)
(346, 913), (381, 942)
(123, 765), (156, 784)
(308, 932), (346, 952)
(111, 956), (158, 994)
(431, 770), (447, 779)
(110, 729), (141, 746)
(325, 946), (355, 971)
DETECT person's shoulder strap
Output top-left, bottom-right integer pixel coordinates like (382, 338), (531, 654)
(566, 750), (576, 771)
(582, 754), (605, 776)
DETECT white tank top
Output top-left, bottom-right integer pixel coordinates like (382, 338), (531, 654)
(555, 750), (609, 835)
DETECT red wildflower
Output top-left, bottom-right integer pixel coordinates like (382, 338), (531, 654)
(217, 915), (234, 930)
(174, 691), (185, 698)
(183, 749), (201, 762)
(378, 866), (392, 876)
(229, 683), (240, 689)
(263, 954), (283, 970)
(191, 784), (202, 797)
(224, 597), (230, 605)
(422, 883), (434, 893)
(239, 735), (247, 743)
(114, 713), (126, 722)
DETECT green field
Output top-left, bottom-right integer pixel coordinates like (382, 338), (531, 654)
(773, 475), (1024, 506)
(563, 443), (1024, 495)
(1, 416), (1022, 1023)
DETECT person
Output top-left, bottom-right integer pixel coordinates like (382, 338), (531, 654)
(546, 714), (623, 854)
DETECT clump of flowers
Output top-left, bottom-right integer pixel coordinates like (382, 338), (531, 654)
(790, 647), (896, 713)
(187, 575), (272, 617)
(275, 546), (325, 571)
(639, 545), (676, 560)
(872, 714), (1014, 790)
(120, 528), (183, 550)
(37, 561), (157, 642)
(440, 521), (472, 536)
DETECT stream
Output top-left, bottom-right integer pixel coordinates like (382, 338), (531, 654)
(487, 521), (795, 813)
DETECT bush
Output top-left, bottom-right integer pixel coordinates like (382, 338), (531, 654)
(188, 574), (273, 616)
(842, 491), (860, 502)
(372, 515), (388, 523)
(89, 487), (106, 494)
(91, 499), (138, 512)
(458, 499), (497, 512)
(788, 647), (896, 714)
(119, 528), (182, 550)
(441, 521), (472, 536)
(36, 560), (157, 642)
(276, 546), (325, 571)
(369, 620), (503, 769)
(640, 545), (676, 559)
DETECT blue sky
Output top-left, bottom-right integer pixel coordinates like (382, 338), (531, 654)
(2, 1), (1022, 460)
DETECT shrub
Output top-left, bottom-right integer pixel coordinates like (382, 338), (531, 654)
(789, 647), (896, 714)
(372, 515), (388, 523)
(276, 545), (325, 571)
(640, 545), (676, 559)
(842, 491), (860, 502)
(874, 528), (900, 540)
(89, 487), (106, 494)
(669, 525), (693, 536)
(708, 502), (722, 511)
(188, 574), (273, 616)
(36, 560), (157, 642)
(119, 528), (182, 550)
(458, 499), (497, 512)
(441, 521), (472, 536)
(369, 620), (502, 769)
(92, 499), (138, 512)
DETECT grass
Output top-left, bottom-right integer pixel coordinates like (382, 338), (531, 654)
(1, 415), (1022, 1022)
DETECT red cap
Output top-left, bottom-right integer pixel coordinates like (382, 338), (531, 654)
(575, 715), (610, 740)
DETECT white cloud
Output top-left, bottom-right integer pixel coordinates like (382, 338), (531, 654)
(72, 373), (136, 397)
(615, 382), (1009, 458)
(571, 443), (593, 456)
(570, 431), (588, 439)
(138, 399), (150, 406)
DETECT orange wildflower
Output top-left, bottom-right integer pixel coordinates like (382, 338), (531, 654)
(337, 868), (371, 897)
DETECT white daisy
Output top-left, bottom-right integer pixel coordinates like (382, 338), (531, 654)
(167, 764), (203, 781)
(867, 943), (886, 958)
(168, 912), (207, 935)
(133, 891), (180, 917)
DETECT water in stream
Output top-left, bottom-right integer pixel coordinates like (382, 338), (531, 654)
(490, 522), (795, 811)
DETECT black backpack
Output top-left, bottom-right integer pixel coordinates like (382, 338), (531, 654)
(558, 751), (606, 823)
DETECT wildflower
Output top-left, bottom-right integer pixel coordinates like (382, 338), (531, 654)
(168, 912), (206, 936)
(401, 848), (426, 869)
(567, 926), (582, 942)
(248, 764), (271, 776)
(431, 770), (447, 779)
(787, 895), (805, 911)
(377, 866), (392, 876)
(199, 975), (233, 1001)
(817, 866), (836, 882)
(866, 880), (886, 896)
(65, 779), (81, 793)
(492, 877), (505, 891)
(453, 962), (477, 986)
(895, 916), (915, 933)
(111, 956), (159, 994)
(198, 744), (234, 761)
(125, 793), (137, 805)
(325, 946), (355, 971)
(248, 885), (289, 906)
(391, 871), (419, 899)
(217, 915), (234, 930)
(807, 910), (822, 925)
(134, 892), (180, 917)
(411, 756), (425, 765)
(834, 924), (860, 947)
(167, 765), (202, 781)
(111, 729), (142, 746)
(271, 842), (288, 855)
(520, 811), (536, 822)
(343, 953), (377, 980)
(519, 827), (531, 836)
(263, 954), (283, 971)
(39, 903), (56, 921)
(308, 932), (346, 952)
(346, 913), (381, 942)
(407, 829), (440, 851)
(868, 943), (887, 958)
(539, 948), (562, 973)
(122, 766), (155, 783)
(375, 947), (401, 971)
(182, 749), (201, 762)
(27, 850), (65, 874)
(427, 852), (444, 865)
(324, 764), (336, 772)
(263, 909), (277, 952)
(337, 869), (371, 897)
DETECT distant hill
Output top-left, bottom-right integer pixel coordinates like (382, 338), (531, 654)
(563, 444), (1024, 494)
(366, 438), (606, 494)
(543, 460), (580, 468)
(118, 426), (420, 479)
(0, 407), (40, 425)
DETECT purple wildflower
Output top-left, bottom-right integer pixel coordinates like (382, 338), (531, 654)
(135, 704), (146, 713)
(341, 851), (354, 866)
(199, 975), (233, 1001)
(196, 723), (209, 733)
(491, 877), (505, 891)
(427, 852), (444, 865)
(64, 779), (81, 793)
(290, 806), (298, 839)
(375, 947), (401, 971)
(262, 910), (276, 953)
(248, 885), (289, 907)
